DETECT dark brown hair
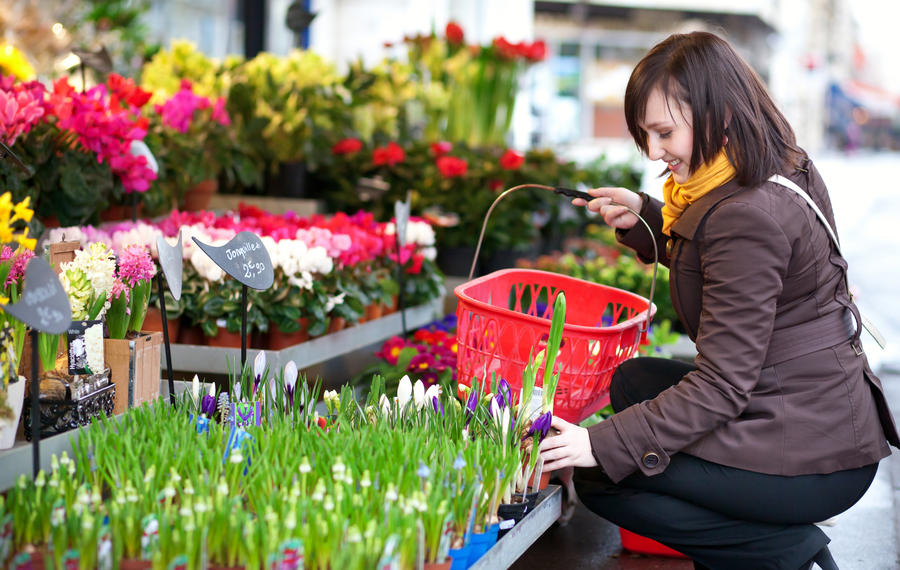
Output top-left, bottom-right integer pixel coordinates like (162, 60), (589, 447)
(624, 32), (803, 187)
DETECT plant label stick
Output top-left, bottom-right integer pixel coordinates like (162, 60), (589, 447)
(156, 232), (183, 405)
(394, 196), (411, 337)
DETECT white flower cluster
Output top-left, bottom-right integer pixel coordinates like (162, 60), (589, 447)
(262, 236), (335, 291)
(385, 220), (437, 260)
(61, 242), (117, 318)
(84, 322), (104, 375)
(110, 223), (163, 256)
(189, 238), (226, 282)
(324, 292), (345, 313)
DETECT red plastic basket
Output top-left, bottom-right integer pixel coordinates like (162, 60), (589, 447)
(454, 268), (655, 423)
(619, 528), (689, 558)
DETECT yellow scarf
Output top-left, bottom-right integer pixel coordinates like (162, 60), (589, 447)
(661, 150), (736, 235)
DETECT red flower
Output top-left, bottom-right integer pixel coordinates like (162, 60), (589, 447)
(493, 36), (519, 60)
(436, 155), (468, 178)
(430, 141), (452, 156)
(488, 179), (504, 192)
(332, 137), (363, 155)
(372, 142), (406, 166)
(446, 21), (465, 45)
(525, 40), (547, 62)
(376, 336), (407, 365)
(499, 149), (525, 170)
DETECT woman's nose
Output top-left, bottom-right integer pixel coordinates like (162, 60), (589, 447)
(646, 137), (664, 160)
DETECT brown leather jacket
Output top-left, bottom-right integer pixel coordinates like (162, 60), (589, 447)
(588, 158), (900, 483)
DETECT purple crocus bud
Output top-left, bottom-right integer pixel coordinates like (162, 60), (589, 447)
(498, 378), (512, 408)
(431, 395), (444, 416)
(525, 411), (553, 442)
(200, 394), (217, 416)
(283, 360), (298, 409)
(252, 351), (266, 396)
(464, 389), (478, 426)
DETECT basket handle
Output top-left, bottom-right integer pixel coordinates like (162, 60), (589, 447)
(468, 184), (659, 334)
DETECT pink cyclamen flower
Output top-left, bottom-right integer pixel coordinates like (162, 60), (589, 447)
(117, 243), (156, 287)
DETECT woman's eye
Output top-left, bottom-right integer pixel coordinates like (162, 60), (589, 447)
(659, 131), (672, 139)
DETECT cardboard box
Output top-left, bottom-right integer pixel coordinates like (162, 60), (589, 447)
(104, 331), (163, 415)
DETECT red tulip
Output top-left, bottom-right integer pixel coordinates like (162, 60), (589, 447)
(446, 21), (465, 45)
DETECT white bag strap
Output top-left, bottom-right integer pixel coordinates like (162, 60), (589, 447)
(768, 174), (886, 349)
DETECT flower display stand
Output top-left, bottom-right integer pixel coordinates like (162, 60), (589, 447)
(167, 299), (443, 375)
(468, 486), (562, 569)
(23, 376), (115, 440)
(105, 331), (163, 415)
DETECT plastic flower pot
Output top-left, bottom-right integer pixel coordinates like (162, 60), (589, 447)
(497, 500), (530, 539)
(267, 318), (310, 350)
(448, 544), (471, 570)
(466, 523), (500, 567)
(205, 328), (250, 349)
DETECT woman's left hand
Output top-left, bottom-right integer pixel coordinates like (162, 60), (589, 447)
(540, 415), (599, 471)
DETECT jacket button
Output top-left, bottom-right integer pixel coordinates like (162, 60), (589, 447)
(642, 452), (660, 468)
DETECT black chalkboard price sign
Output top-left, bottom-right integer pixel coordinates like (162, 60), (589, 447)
(156, 231), (184, 301)
(2, 257), (72, 335)
(192, 231), (274, 290)
(1, 257), (72, 478)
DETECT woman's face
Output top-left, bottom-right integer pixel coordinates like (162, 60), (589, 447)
(639, 87), (694, 184)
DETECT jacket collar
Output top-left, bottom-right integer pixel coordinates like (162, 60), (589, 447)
(669, 178), (747, 240)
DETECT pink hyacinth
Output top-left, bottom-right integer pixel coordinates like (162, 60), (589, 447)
(117, 244), (156, 287)
(109, 277), (130, 302)
(0, 246), (14, 263)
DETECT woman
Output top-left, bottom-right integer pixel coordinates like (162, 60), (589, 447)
(539, 31), (899, 570)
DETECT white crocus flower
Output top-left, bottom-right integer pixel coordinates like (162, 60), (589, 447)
(413, 379), (426, 410)
(397, 375), (412, 410)
(253, 351), (266, 384)
(379, 393), (391, 416)
(424, 384), (442, 403)
(192, 374), (200, 401)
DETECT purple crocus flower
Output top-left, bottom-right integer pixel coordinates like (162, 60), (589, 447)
(431, 395), (444, 416)
(525, 411), (553, 442)
(464, 389), (478, 426)
(497, 378), (512, 408)
(200, 394), (216, 416)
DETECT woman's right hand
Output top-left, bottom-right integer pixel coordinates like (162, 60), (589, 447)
(572, 187), (642, 231)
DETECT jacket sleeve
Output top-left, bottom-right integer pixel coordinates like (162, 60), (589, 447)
(615, 193), (671, 267)
(588, 200), (792, 482)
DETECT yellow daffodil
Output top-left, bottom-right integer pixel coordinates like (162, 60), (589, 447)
(0, 44), (35, 81)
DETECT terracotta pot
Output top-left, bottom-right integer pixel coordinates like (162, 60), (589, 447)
(364, 302), (384, 322)
(120, 559), (153, 569)
(268, 318), (310, 350)
(206, 328), (250, 349)
(527, 468), (552, 491)
(176, 324), (206, 346)
(99, 202), (143, 222)
(327, 316), (346, 334)
(142, 307), (181, 341)
(181, 179), (218, 211)
(424, 557), (452, 570)
(39, 214), (60, 229)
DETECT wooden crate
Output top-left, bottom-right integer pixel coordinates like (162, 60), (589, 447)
(104, 332), (163, 415)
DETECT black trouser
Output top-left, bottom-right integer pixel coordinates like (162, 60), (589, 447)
(574, 357), (878, 570)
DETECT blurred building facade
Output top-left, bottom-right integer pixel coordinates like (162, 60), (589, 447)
(137, 0), (897, 154)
